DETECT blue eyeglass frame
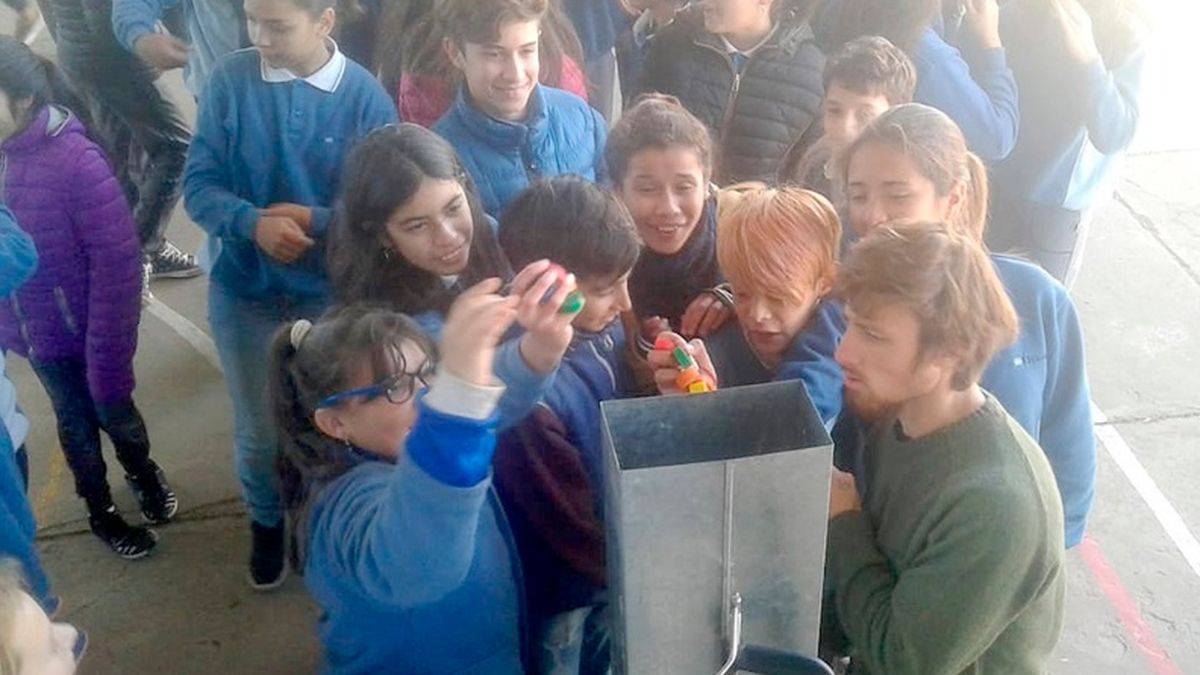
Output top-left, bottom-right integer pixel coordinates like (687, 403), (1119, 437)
(317, 371), (433, 410)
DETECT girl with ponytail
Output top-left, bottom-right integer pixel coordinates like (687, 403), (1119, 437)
(0, 36), (175, 560)
(835, 103), (1097, 549)
(268, 285), (570, 673)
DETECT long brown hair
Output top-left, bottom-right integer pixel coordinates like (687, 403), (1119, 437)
(839, 103), (989, 241)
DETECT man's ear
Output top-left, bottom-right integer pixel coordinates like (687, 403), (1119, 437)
(314, 407), (347, 441)
(443, 37), (466, 72)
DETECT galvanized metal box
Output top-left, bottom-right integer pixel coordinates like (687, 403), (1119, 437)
(601, 380), (833, 674)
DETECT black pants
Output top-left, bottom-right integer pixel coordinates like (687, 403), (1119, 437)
(31, 358), (153, 509)
(50, 0), (190, 259)
(987, 186), (1085, 285)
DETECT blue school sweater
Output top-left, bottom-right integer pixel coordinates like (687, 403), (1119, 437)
(0, 205), (50, 605)
(305, 398), (525, 674)
(992, 2), (1145, 211)
(433, 85), (608, 217)
(982, 255), (1095, 547)
(913, 28), (1019, 161)
(184, 47), (397, 301)
(706, 300), (845, 430)
(493, 320), (629, 618)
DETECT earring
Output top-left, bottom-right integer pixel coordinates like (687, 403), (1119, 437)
(381, 247), (394, 261)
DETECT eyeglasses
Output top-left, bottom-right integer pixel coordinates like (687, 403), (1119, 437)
(317, 368), (434, 410)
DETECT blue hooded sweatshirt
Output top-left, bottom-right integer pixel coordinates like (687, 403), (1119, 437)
(433, 84), (608, 217)
(304, 383), (526, 674)
(706, 300), (846, 430)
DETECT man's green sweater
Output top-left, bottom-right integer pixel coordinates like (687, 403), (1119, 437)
(827, 394), (1066, 675)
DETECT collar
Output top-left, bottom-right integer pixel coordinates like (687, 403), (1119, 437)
(720, 24), (778, 58)
(259, 39), (346, 93)
(2, 105), (75, 153)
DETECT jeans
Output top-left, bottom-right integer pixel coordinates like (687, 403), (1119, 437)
(30, 358), (153, 509)
(0, 440), (50, 604)
(535, 603), (611, 675)
(208, 281), (327, 527)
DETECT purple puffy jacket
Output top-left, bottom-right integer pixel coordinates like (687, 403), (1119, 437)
(0, 106), (142, 405)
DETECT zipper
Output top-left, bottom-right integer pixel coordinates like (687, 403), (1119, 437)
(0, 152), (8, 202)
(696, 39), (783, 182)
(588, 340), (618, 393)
(54, 287), (80, 335)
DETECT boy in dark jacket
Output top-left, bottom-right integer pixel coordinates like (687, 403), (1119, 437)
(636, 0), (825, 184)
(493, 176), (642, 675)
(433, 0), (608, 217)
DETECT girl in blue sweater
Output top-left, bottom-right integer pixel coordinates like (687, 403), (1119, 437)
(183, 0), (397, 590)
(327, 123), (576, 424)
(836, 103), (1096, 547)
(270, 285), (576, 674)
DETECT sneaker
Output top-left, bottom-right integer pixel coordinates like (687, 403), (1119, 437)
(141, 260), (154, 305)
(125, 461), (178, 524)
(149, 242), (202, 279)
(88, 505), (158, 559)
(248, 521), (287, 591)
(72, 628), (89, 664)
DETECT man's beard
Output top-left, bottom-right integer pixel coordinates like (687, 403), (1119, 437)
(844, 385), (900, 424)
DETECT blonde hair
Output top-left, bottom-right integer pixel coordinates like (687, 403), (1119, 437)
(716, 183), (841, 305)
(0, 560), (29, 675)
(836, 221), (1018, 390)
(839, 103), (990, 241)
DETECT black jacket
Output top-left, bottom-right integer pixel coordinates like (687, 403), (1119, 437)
(636, 14), (826, 185)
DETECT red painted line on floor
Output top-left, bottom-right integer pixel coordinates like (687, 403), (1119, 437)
(1079, 536), (1183, 675)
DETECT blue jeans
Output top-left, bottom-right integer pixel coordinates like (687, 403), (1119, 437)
(535, 604), (611, 675)
(30, 358), (153, 508)
(208, 281), (327, 527)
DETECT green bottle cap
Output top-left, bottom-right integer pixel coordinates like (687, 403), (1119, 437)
(559, 290), (586, 314)
(672, 346), (696, 369)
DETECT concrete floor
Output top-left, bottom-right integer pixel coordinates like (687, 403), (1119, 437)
(4, 6), (1200, 675)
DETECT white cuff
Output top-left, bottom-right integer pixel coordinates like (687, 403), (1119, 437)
(425, 369), (505, 421)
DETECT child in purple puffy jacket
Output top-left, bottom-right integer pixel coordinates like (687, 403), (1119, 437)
(0, 38), (176, 559)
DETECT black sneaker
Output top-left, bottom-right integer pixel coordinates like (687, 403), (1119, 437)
(125, 461), (178, 524)
(248, 521), (287, 591)
(149, 242), (202, 279)
(88, 505), (158, 559)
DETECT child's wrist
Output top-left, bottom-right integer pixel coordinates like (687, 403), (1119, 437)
(518, 332), (565, 375)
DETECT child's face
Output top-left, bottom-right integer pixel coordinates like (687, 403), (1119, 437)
(384, 178), (475, 277)
(318, 340), (431, 460)
(846, 142), (958, 238)
(7, 592), (79, 675)
(245, 0), (333, 73)
(573, 272), (633, 333)
(732, 283), (826, 366)
(0, 91), (32, 143)
(700, 0), (771, 36)
(617, 145), (708, 256)
(447, 19), (541, 122)
(823, 83), (892, 156)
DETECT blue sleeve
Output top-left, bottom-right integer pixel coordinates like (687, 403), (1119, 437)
(0, 207), (37, 297)
(774, 301), (846, 430)
(409, 316), (551, 431)
(183, 68), (261, 241)
(1039, 288), (1096, 548)
(309, 404), (497, 606)
(309, 206), (334, 237)
(111, 0), (180, 52)
(1082, 49), (1146, 155)
(914, 30), (1019, 161)
(493, 337), (554, 431)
